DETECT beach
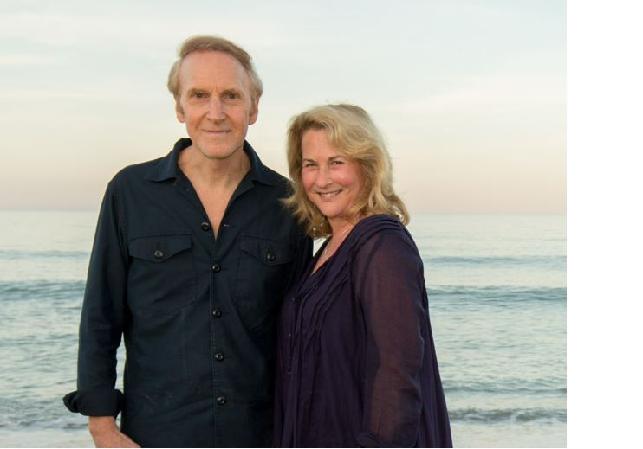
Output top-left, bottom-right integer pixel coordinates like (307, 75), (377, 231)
(0, 211), (566, 447)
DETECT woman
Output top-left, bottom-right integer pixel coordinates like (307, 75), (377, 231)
(274, 104), (452, 447)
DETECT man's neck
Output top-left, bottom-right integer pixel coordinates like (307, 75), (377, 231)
(178, 145), (250, 190)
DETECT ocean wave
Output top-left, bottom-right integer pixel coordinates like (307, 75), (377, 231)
(424, 255), (566, 267)
(450, 406), (566, 423)
(1, 282), (564, 303)
(427, 285), (566, 302)
(444, 383), (566, 395)
(0, 397), (87, 430)
(0, 280), (86, 301)
(0, 249), (89, 260)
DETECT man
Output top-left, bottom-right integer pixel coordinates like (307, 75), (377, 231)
(63, 35), (311, 447)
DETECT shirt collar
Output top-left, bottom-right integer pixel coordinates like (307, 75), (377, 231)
(145, 138), (278, 186)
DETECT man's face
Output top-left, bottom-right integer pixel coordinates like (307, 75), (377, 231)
(176, 51), (258, 160)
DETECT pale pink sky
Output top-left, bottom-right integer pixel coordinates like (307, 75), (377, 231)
(0, 0), (565, 214)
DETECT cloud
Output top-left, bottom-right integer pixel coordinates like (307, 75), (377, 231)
(392, 70), (565, 116)
(0, 10), (290, 50)
(0, 54), (58, 66)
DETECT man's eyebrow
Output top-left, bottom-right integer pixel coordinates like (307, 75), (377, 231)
(186, 87), (208, 95)
(221, 87), (243, 96)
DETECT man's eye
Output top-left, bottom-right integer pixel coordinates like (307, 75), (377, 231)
(303, 162), (316, 168)
(331, 160), (344, 165)
(193, 92), (208, 99)
(223, 92), (240, 100)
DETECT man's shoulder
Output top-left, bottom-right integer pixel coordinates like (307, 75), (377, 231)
(259, 164), (291, 191)
(109, 156), (166, 186)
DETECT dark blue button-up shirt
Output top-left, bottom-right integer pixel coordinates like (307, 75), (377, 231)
(63, 138), (312, 447)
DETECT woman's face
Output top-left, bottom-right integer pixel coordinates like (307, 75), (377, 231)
(301, 129), (363, 227)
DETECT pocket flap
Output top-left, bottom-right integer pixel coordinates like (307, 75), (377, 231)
(240, 236), (293, 266)
(129, 235), (192, 262)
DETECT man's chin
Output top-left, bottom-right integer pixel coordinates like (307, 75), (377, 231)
(195, 142), (243, 161)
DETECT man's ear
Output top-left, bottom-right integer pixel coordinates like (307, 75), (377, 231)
(249, 99), (259, 125)
(175, 101), (185, 123)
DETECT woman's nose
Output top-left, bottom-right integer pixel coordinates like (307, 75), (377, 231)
(314, 165), (331, 187)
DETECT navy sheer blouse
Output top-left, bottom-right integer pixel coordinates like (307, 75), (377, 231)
(274, 215), (452, 447)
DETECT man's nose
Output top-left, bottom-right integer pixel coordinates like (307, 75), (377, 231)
(206, 97), (225, 120)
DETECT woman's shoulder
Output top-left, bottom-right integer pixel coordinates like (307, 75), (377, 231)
(348, 216), (425, 300)
(349, 214), (418, 261)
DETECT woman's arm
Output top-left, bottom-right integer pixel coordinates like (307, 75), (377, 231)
(354, 230), (426, 447)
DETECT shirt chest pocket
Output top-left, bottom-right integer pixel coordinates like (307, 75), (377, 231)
(127, 234), (196, 316)
(234, 236), (294, 330)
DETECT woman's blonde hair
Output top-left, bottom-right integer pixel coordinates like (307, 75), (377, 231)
(284, 104), (409, 238)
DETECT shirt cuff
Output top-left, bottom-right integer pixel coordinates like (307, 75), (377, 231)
(63, 388), (124, 417)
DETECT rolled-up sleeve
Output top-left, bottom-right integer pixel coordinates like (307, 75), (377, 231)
(63, 178), (128, 417)
(353, 231), (426, 447)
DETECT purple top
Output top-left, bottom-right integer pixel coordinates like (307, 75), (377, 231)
(274, 215), (452, 447)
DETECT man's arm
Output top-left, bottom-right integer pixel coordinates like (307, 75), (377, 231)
(62, 178), (135, 445)
(290, 223), (313, 288)
(88, 416), (139, 448)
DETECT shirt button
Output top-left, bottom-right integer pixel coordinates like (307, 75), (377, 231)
(217, 396), (226, 406)
(214, 352), (224, 361)
(212, 308), (222, 318)
(153, 250), (164, 259)
(211, 264), (221, 273)
(201, 221), (211, 232)
(266, 251), (276, 262)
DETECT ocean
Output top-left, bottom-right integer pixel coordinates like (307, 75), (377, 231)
(0, 211), (566, 447)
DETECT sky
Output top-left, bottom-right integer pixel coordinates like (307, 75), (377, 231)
(0, 0), (565, 214)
